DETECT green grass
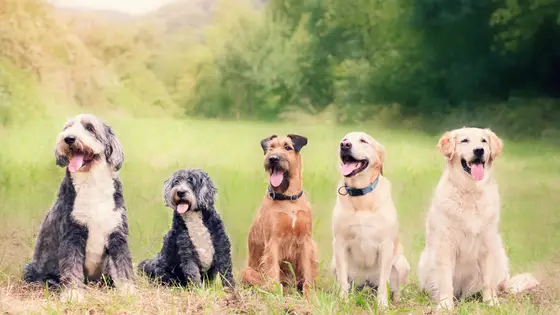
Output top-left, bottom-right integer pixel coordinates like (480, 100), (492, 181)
(1, 111), (559, 314)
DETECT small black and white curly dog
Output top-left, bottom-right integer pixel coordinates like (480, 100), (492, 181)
(22, 114), (135, 302)
(138, 169), (235, 288)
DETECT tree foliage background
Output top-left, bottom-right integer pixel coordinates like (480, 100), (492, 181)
(1, 0), (559, 137)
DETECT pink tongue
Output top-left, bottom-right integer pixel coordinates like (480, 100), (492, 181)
(177, 203), (189, 214)
(68, 154), (84, 173)
(471, 164), (485, 181)
(340, 162), (359, 176)
(269, 170), (284, 187)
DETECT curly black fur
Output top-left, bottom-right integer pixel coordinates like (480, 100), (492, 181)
(22, 114), (133, 292)
(138, 169), (235, 288)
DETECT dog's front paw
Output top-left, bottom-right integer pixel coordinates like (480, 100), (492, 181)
(376, 294), (389, 309)
(484, 294), (500, 307)
(338, 287), (349, 300)
(60, 288), (85, 303)
(391, 292), (401, 304)
(436, 296), (454, 311)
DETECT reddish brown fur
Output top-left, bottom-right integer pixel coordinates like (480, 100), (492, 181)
(241, 135), (318, 298)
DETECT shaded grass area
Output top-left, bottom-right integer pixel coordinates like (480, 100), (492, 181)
(0, 113), (559, 313)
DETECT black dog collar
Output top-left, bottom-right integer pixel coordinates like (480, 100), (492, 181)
(267, 186), (304, 201)
(338, 175), (380, 197)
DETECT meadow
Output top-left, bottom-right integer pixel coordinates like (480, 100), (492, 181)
(0, 112), (559, 314)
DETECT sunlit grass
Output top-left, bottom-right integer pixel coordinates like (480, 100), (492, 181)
(0, 111), (559, 313)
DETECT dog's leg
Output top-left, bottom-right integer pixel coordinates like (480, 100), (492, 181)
(389, 266), (401, 304)
(376, 240), (394, 309)
(261, 237), (281, 288)
(207, 217), (235, 288)
(106, 229), (135, 295)
(435, 242), (455, 310)
(300, 238), (318, 300)
(181, 260), (202, 286)
(58, 223), (88, 303)
(480, 236), (500, 307)
(138, 256), (176, 285)
(241, 267), (263, 286)
(208, 251), (235, 289)
(23, 209), (60, 286)
(176, 233), (202, 286)
(333, 237), (349, 298)
(481, 254), (498, 306)
(390, 251), (411, 303)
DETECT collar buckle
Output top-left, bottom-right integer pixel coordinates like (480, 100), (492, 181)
(339, 175), (380, 197)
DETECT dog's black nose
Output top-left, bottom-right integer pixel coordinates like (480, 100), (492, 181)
(268, 156), (280, 164)
(64, 136), (76, 145)
(177, 191), (186, 198)
(340, 140), (352, 151)
(473, 147), (484, 157)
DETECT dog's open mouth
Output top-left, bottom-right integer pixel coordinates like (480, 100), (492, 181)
(176, 200), (191, 214)
(340, 154), (369, 177)
(461, 158), (486, 181)
(268, 167), (288, 188)
(68, 148), (96, 173)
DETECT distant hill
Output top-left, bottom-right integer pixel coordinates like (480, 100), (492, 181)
(145, 0), (216, 34)
(55, 6), (135, 24)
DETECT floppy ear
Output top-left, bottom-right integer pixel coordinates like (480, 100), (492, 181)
(197, 171), (217, 210)
(485, 129), (503, 160)
(163, 178), (173, 208)
(260, 135), (277, 154)
(103, 124), (124, 171)
(287, 134), (308, 152)
(437, 131), (456, 160)
(55, 150), (69, 168)
(374, 141), (386, 175)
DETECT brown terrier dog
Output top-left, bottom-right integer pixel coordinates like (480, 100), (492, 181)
(241, 134), (318, 298)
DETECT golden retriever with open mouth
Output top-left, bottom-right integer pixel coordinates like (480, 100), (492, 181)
(330, 131), (410, 308)
(418, 127), (540, 310)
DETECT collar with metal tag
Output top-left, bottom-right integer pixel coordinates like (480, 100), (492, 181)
(339, 175), (380, 197)
(267, 186), (304, 201)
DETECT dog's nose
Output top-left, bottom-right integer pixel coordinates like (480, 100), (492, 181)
(177, 191), (186, 198)
(473, 147), (484, 157)
(64, 136), (76, 145)
(268, 155), (280, 164)
(340, 140), (352, 150)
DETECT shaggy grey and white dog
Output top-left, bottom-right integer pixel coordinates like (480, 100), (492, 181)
(22, 114), (135, 301)
(138, 169), (235, 288)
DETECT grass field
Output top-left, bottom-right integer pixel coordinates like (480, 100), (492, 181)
(0, 111), (559, 314)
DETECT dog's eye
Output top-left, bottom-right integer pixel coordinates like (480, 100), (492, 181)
(360, 139), (368, 144)
(284, 145), (293, 151)
(84, 123), (95, 133)
(461, 138), (469, 143)
(481, 138), (487, 143)
(172, 179), (180, 186)
(187, 177), (194, 184)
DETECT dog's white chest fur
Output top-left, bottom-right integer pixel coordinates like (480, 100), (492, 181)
(335, 210), (387, 266)
(71, 162), (122, 277)
(332, 191), (399, 286)
(182, 211), (215, 272)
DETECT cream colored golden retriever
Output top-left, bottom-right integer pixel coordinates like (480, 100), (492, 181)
(418, 127), (539, 310)
(330, 131), (410, 308)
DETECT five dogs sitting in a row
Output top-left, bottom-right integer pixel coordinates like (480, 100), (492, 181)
(22, 114), (539, 310)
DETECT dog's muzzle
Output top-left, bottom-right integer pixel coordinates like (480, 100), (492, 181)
(339, 151), (369, 178)
(265, 155), (288, 188)
(59, 139), (97, 173)
(461, 152), (486, 181)
(174, 190), (194, 214)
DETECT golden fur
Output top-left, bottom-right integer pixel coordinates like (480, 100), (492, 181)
(418, 127), (539, 310)
(330, 131), (410, 308)
(241, 135), (318, 299)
